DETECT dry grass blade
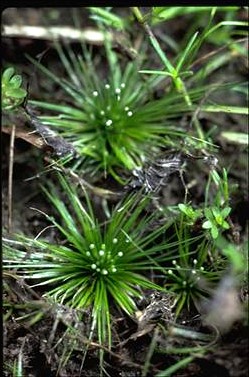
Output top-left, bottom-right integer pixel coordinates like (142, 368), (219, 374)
(7, 124), (16, 233)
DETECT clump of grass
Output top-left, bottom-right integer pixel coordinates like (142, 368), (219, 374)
(160, 166), (235, 316)
(164, 225), (223, 316)
(3, 173), (181, 354)
(26, 31), (213, 181)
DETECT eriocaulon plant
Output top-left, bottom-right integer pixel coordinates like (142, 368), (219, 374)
(164, 221), (225, 317)
(168, 168), (233, 315)
(27, 37), (207, 181)
(3, 173), (181, 354)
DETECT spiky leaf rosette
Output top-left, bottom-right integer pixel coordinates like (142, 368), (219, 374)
(3, 173), (180, 347)
(26, 39), (204, 180)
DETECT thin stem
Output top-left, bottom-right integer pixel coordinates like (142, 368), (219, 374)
(131, 7), (206, 144)
(8, 124), (16, 233)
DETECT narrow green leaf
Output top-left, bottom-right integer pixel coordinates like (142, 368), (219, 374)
(201, 105), (248, 115)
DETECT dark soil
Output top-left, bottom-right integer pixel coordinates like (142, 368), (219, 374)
(2, 7), (248, 377)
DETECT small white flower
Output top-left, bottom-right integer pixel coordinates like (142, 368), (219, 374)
(172, 260), (177, 265)
(100, 110), (105, 116)
(89, 244), (95, 249)
(105, 119), (113, 127)
(168, 269), (173, 275)
(124, 106), (129, 111)
(121, 83), (125, 88)
(115, 88), (121, 94)
(113, 238), (118, 244)
(102, 269), (108, 275)
(99, 250), (105, 256)
(105, 84), (110, 89)
(86, 251), (91, 257)
(193, 259), (198, 265)
(91, 264), (97, 269)
(191, 270), (196, 274)
(127, 111), (133, 117)
(93, 91), (98, 97)
(200, 266), (204, 271)
(118, 251), (123, 257)
(112, 267), (117, 272)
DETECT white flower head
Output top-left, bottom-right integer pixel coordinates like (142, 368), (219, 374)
(105, 119), (113, 127)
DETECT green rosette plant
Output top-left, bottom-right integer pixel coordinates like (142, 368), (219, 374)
(3, 173), (181, 351)
(26, 37), (208, 181)
(2, 67), (27, 111)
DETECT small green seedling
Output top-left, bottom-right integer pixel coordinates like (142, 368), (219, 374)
(202, 206), (231, 239)
(179, 201), (231, 240)
(2, 67), (27, 111)
(178, 203), (202, 226)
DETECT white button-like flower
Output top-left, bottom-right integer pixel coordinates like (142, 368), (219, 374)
(105, 119), (113, 127)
